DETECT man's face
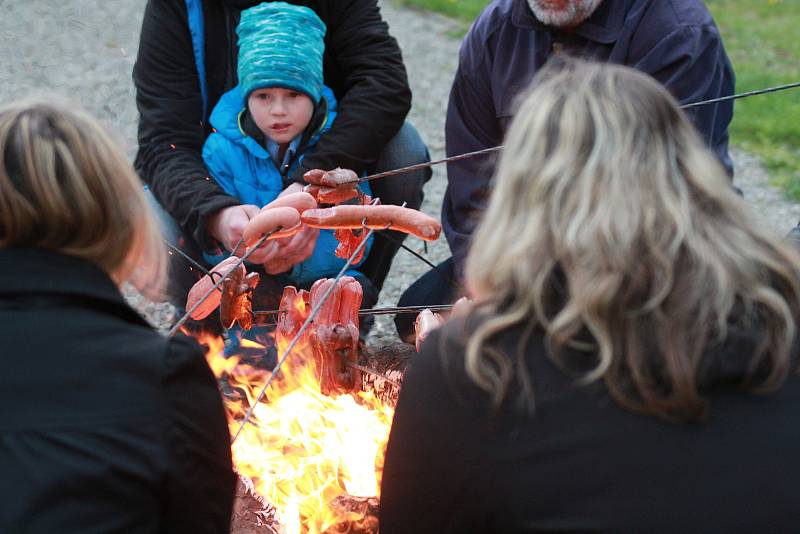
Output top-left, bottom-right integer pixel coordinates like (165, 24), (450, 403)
(527, 0), (603, 28)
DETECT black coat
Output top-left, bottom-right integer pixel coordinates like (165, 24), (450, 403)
(381, 319), (800, 533)
(133, 0), (412, 248)
(0, 249), (235, 533)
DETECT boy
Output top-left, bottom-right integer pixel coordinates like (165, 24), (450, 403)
(203, 2), (373, 284)
(202, 2), (374, 351)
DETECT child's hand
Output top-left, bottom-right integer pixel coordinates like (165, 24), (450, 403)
(205, 204), (261, 255)
(259, 225), (320, 274)
(280, 182), (305, 196)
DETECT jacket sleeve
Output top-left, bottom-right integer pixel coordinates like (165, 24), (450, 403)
(202, 133), (238, 198)
(133, 0), (239, 249)
(632, 24), (735, 175)
(159, 335), (235, 533)
(288, 0), (411, 182)
(441, 36), (503, 277)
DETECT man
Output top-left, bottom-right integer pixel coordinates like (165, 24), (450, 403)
(396, 0), (734, 339)
(134, 0), (430, 309)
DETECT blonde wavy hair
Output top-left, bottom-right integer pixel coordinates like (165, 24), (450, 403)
(0, 99), (166, 295)
(463, 61), (800, 421)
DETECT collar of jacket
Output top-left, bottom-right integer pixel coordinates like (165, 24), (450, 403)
(0, 248), (146, 323)
(511, 0), (627, 44)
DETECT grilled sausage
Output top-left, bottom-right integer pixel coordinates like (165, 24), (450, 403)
(303, 167), (359, 188)
(414, 309), (444, 352)
(185, 256), (245, 320)
(220, 270), (260, 330)
(301, 205), (442, 241)
(242, 206), (302, 247)
(303, 183), (360, 204)
(263, 191), (318, 213)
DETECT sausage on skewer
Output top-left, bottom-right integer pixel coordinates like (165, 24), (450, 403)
(262, 191), (318, 213)
(303, 167), (359, 187)
(301, 204), (442, 241)
(242, 206), (302, 247)
(185, 256), (246, 320)
(303, 183), (361, 204)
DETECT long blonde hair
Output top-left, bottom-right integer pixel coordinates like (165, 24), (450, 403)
(463, 61), (800, 421)
(0, 99), (166, 295)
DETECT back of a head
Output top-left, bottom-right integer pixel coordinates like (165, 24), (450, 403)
(0, 99), (165, 293)
(464, 60), (800, 420)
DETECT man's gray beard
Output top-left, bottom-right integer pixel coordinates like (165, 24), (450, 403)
(527, 0), (603, 28)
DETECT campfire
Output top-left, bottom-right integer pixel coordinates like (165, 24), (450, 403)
(199, 279), (405, 534)
(176, 184), (441, 532)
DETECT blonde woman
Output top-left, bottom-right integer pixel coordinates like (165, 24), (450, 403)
(0, 100), (234, 532)
(380, 62), (800, 533)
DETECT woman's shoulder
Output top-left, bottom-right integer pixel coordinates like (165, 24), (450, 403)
(409, 316), (505, 408)
(414, 313), (580, 413)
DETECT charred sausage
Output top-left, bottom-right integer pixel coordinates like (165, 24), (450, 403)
(185, 256), (246, 320)
(303, 167), (359, 188)
(220, 270), (260, 330)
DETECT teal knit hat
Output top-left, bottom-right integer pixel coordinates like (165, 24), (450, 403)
(237, 2), (327, 104)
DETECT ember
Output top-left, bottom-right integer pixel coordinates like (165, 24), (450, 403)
(200, 297), (395, 533)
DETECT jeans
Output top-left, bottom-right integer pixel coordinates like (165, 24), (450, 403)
(787, 223), (800, 250)
(360, 121), (432, 290)
(394, 257), (460, 342)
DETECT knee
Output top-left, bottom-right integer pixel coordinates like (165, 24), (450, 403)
(370, 123), (431, 208)
(375, 122), (430, 171)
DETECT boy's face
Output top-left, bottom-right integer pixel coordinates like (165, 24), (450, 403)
(248, 87), (314, 145)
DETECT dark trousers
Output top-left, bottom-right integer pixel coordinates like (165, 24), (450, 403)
(360, 122), (431, 290)
(394, 257), (460, 342)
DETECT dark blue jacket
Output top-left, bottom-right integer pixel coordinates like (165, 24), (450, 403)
(443, 0), (735, 273)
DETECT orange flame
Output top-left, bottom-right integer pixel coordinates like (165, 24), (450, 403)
(201, 334), (393, 533)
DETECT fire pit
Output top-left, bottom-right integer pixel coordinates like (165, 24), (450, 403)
(201, 327), (412, 533)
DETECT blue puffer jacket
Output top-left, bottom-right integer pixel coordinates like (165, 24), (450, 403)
(202, 85), (372, 285)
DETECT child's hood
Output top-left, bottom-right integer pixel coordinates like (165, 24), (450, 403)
(208, 85), (338, 146)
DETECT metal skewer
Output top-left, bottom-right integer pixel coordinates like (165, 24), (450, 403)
(681, 81), (800, 109)
(164, 239), (212, 276)
(161, 79), (800, 337)
(252, 303), (454, 321)
(230, 223), (379, 444)
(347, 81), (800, 185)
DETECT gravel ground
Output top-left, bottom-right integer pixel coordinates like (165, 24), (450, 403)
(1, 0), (798, 343)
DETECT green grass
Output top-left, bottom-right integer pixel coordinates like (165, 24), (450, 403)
(706, 0), (800, 198)
(395, 0), (800, 199)
(395, 0), (488, 29)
